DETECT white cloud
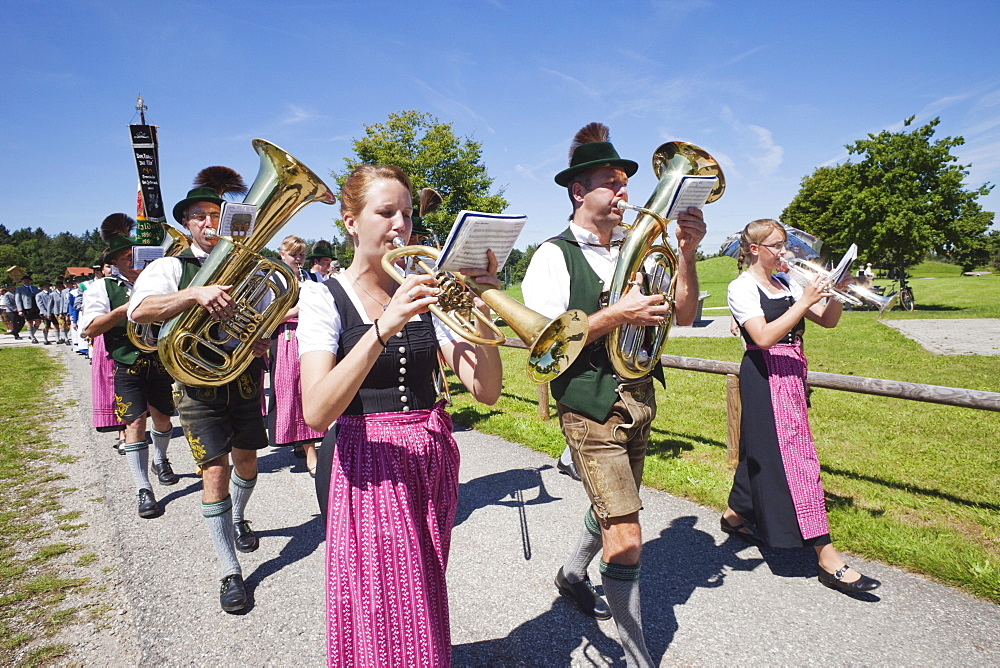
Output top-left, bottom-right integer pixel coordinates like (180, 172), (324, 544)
(540, 67), (601, 98)
(414, 79), (495, 134)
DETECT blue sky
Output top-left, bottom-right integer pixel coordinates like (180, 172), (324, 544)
(2, 0), (999, 256)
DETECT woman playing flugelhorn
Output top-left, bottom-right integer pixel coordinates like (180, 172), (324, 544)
(298, 165), (502, 665)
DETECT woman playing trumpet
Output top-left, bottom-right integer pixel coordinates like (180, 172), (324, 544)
(723, 219), (881, 594)
(298, 165), (502, 665)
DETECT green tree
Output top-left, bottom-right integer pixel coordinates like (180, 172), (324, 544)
(782, 116), (994, 273)
(331, 110), (509, 260)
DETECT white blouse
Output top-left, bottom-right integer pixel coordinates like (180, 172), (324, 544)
(296, 274), (457, 357)
(728, 271), (803, 326)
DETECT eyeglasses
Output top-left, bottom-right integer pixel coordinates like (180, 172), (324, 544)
(186, 212), (221, 222)
(757, 242), (787, 251)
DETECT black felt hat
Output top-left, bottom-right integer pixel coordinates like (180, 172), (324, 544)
(554, 123), (638, 187)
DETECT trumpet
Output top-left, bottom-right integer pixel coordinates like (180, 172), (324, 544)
(381, 238), (589, 383)
(785, 258), (898, 315)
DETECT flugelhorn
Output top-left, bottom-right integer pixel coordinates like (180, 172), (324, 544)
(785, 258), (899, 315)
(127, 224), (191, 353)
(157, 139), (335, 386)
(381, 239), (589, 383)
(607, 142), (725, 380)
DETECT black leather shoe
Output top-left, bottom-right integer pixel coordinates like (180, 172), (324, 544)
(720, 516), (764, 547)
(556, 458), (581, 481)
(220, 574), (247, 612)
(818, 564), (881, 593)
(234, 520), (259, 553)
(137, 488), (158, 518)
(555, 567), (611, 620)
(152, 459), (179, 485)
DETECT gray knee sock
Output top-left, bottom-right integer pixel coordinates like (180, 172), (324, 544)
(230, 469), (257, 524)
(203, 496), (241, 577)
(559, 445), (574, 467)
(150, 428), (171, 466)
(123, 441), (152, 492)
(28, 326), (37, 339)
(601, 561), (652, 668)
(42, 328), (49, 342)
(563, 507), (603, 584)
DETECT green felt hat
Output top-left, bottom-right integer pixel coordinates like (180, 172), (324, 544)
(172, 186), (225, 224)
(105, 234), (135, 262)
(410, 214), (433, 237)
(306, 244), (335, 262)
(554, 141), (638, 187)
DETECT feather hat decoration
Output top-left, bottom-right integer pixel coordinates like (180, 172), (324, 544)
(193, 166), (248, 197)
(567, 122), (610, 162)
(554, 122), (638, 186)
(172, 166), (246, 223)
(100, 213), (136, 241)
(99, 213), (137, 260)
(417, 188), (443, 216)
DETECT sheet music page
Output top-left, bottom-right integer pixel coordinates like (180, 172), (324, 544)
(665, 175), (719, 219)
(131, 246), (165, 271)
(435, 211), (527, 273)
(828, 243), (858, 285)
(219, 202), (258, 239)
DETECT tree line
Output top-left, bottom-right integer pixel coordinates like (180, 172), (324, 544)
(0, 225), (106, 284)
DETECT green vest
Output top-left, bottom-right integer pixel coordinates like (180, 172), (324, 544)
(176, 249), (203, 289)
(103, 278), (140, 366)
(547, 228), (663, 423)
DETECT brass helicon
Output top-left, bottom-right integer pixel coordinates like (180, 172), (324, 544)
(607, 141), (725, 380)
(157, 139), (335, 387)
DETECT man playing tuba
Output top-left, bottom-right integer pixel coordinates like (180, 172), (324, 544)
(128, 168), (269, 613)
(521, 123), (706, 667)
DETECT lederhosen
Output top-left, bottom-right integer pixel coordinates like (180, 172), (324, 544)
(171, 250), (269, 465)
(547, 229), (663, 519)
(104, 277), (174, 424)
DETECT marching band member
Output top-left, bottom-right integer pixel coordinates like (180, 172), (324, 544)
(521, 123), (706, 667)
(80, 214), (177, 518)
(270, 234), (325, 475)
(129, 167), (269, 613)
(34, 279), (56, 345)
(82, 258), (126, 444)
(307, 240), (335, 280)
(723, 219), (881, 594)
(14, 274), (42, 343)
(298, 165), (501, 666)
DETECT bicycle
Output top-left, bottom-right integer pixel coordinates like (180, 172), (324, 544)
(872, 272), (915, 311)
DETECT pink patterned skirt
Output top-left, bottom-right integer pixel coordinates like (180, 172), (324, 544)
(91, 335), (125, 432)
(272, 320), (324, 445)
(326, 403), (458, 667)
(729, 341), (829, 547)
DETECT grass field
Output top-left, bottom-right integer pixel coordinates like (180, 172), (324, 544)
(452, 259), (1000, 602)
(0, 347), (94, 667)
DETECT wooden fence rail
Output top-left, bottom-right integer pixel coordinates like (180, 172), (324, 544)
(502, 339), (1000, 425)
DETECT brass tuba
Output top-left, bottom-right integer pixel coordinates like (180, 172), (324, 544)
(157, 139), (335, 386)
(381, 240), (589, 383)
(607, 142), (725, 380)
(127, 223), (191, 353)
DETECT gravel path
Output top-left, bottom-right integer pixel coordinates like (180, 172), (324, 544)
(13, 339), (999, 665)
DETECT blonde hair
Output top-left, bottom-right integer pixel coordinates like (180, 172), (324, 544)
(736, 219), (786, 272)
(279, 235), (306, 256)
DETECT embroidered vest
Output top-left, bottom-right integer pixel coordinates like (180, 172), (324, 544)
(547, 228), (663, 423)
(103, 278), (141, 365)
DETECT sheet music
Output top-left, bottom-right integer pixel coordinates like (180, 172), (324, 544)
(665, 175), (719, 219)
(219, 202), (257, 239)
(435, 211), (527, 273)
(828, 243), (858, 285)
(132, 246), (165, 271)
